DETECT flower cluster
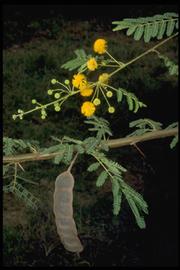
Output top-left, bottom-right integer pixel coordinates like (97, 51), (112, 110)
(12, 38), (146, 120)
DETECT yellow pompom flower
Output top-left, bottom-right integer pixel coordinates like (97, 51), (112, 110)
(72, 73), (86, 88)
(81, 101), (96, 117)
(79, 84), (93, 97)
(98, 73), (109, 84)
(93, 39), (107, 54)
(87, 57), (98, 71)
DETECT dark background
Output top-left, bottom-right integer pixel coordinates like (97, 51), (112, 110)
(3, 4), (179, 267)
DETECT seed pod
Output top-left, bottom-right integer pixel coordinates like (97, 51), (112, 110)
(53, 171), (83, 253)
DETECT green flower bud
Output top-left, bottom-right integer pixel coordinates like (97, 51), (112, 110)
(47, 89), (53, 95)
(108, 106), (115, 113)
(51, 79), (57, 84)
(93, 98), (101, 106)
(64, 79), (70, 85)
(32, 99), (37, 104)
(106, 91), (113, 98)
(54, 106), (61, 112)
(54, 93), (60, 99)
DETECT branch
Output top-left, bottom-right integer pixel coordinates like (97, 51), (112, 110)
(3, 128), (178, 164)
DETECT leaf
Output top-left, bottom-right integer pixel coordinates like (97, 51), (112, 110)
(157, 20), (166, 39)
(126, 25), (137, 36)
(166, 19), (175, 36)
(54, 154), (64, 164)
(12, 182), (39, 210)
(133, 99), (139, 113)
(125, 195), (146, 229)
(113, 190), (122, 215)
(126, 96), (133, 111)
(96, 171), (108, 187)
(63, 144), (74, 164)
(117, 89), (123, 102)
(151, 21), (159, 38)
(170, 135), (178, 149)
(134, 25), (144, 41)
(87, 162), (100, 172)
(61, 49), (89, 71)
(144, 23), (152, 43)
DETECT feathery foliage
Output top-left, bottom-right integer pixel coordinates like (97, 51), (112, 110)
(84, 116), (113, 140)
(155, 51), (178, 76)
(61, 49), (91, 72)
(166, 122), (178, 149)
(127, 118), (162, 137)
(112, 13), (178, 42)
(3, 137), (39, 156)
(88, 150), (148, 228)
(4, 181), (39, 210)
(116, 88), (147, 113)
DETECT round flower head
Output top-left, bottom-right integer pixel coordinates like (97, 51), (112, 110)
(79, 84), (93, 97)
(98, 73), (109, 84)
(108, 106), (115, 113)
(81, 101), (96, 117)
(72, 73), (86, 88)
(87, 57), (98, 71)
(93, 39), (107, 54)
(93, 98), (101, 106)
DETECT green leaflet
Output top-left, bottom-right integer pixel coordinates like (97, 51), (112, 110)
(74, 144), (85, 154)
(63, 144), (74, 164)
(87, 162), (100, 172)
(144, 23), (152, 43)
(166, 19), (176, 36)
(157, 20), (166, 39)
(96, 170), (108, 187)
(54, 154), (64, 164)
(116, 88), (123, 102)
(61, 49), (90, 71)
(84, 116), (112, 140)
(170, 135), (178, 149)
(126, 25), (137, 36)
(126, 96), (133, 111)
(151, 21), (159, 37)
(125, 195), (146, 229)
(83, 137), (100, 154)
(113, 190), (122, 215)
(133, 98), (140, 113)
(134, 25), (144, 41)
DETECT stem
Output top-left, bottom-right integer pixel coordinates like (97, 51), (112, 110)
(109, 32), (178, 78)
(105, 50), (123, 66)
(3, 127), (178, 164)
(67, 152), (79, 172)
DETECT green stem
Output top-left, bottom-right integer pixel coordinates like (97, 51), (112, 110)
(109, 32), (178, 78)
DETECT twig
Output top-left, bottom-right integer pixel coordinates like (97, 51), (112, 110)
(3, 127), (178, 164)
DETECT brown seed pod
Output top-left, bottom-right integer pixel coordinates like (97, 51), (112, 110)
(53, 170), (83, 253)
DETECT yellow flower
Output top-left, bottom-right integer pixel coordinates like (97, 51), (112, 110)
(93, 39), (107, 54)
(87, 57), (98, 71)
(72, 73), (86, 88)
(80, 84), (93, 97)
(81, 101), (96, 117)
(98, 73), (109, 84)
